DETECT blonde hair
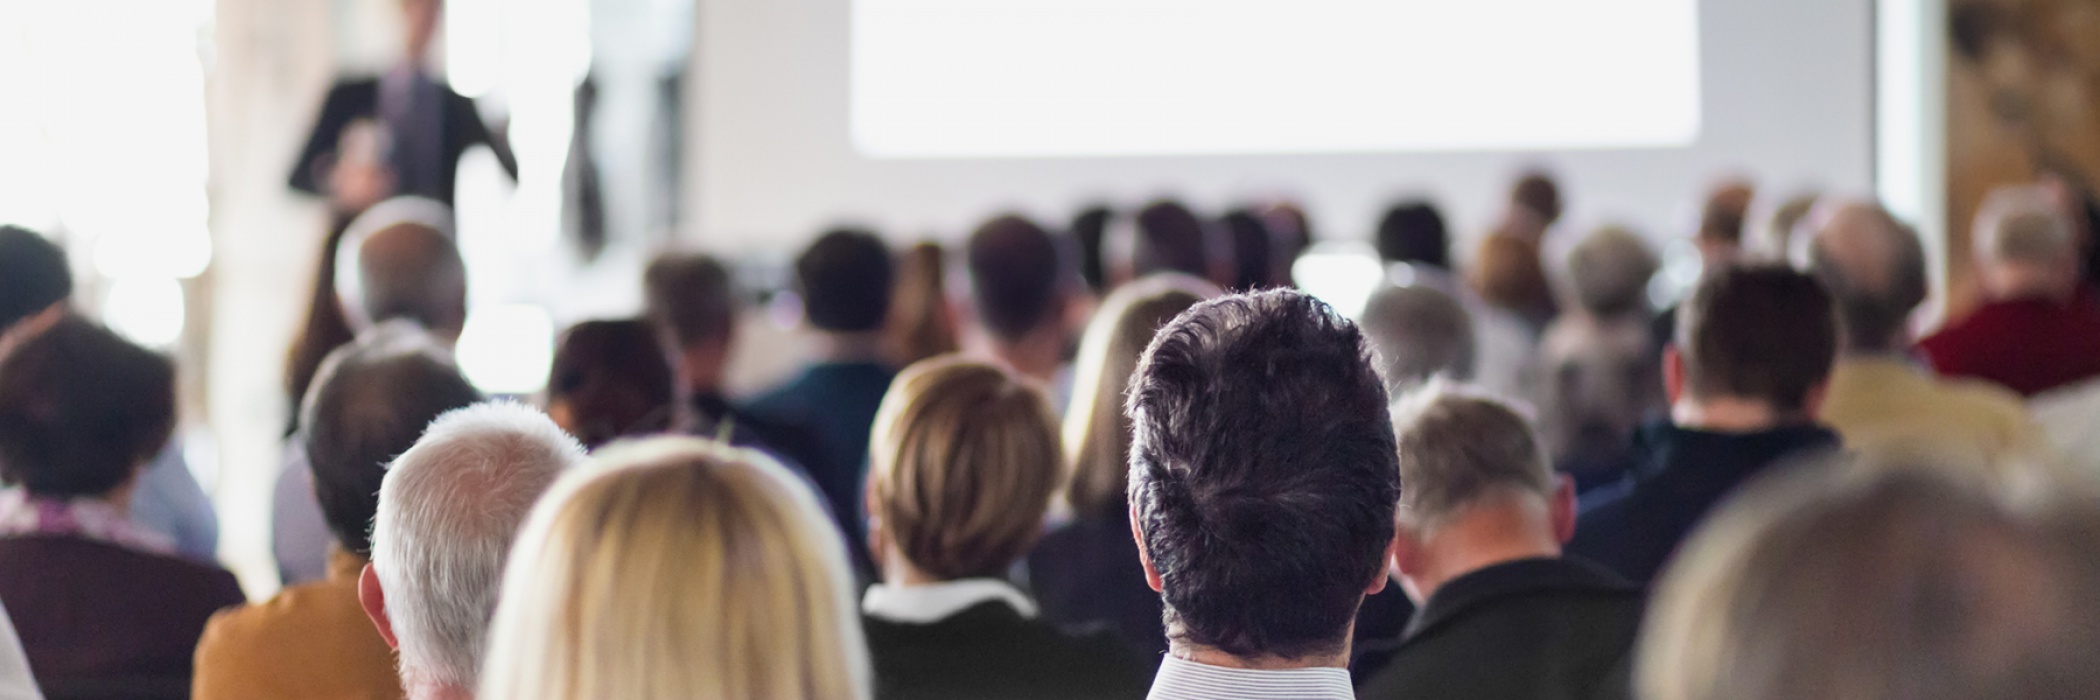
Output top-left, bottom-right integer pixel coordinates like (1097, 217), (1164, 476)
(478, 437), (870, 700)
(1062, 274), (1217, 518)
(869, 356), (1062, 579)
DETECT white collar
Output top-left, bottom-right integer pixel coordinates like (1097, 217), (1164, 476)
(861, 578), (1039, 624)
(1146, 655), (1355, 700)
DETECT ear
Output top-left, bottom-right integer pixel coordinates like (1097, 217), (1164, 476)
(1549, 475), (1579, 546)
(1367, 524), (1398, 596)
(357, 564), (399, 649)
(1800, 378), (1831, 421)
(1129, 504), (1164, 593)
(864, 472), (888, 574)
(1388, 524), (1427, 604)
(1662, 344), (1685, 406)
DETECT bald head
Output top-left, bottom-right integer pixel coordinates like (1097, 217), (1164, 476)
(1973, 185), (2081, 302)
(341, 223), (468, 343)
(1808, 202), (1927, 353)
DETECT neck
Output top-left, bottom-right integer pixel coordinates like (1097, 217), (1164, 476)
(881, 547), (947, 587)
(816, 331), (890, 364)
(404, 678), (473, 700)
(1671, 396), (1790, 433)
(993, 331), (1065, 385)
(1405, 498), (1560, 602)
(1170, 641), (1351, 671)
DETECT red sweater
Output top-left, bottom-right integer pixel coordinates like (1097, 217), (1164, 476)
(1917, 294), (2100, 397)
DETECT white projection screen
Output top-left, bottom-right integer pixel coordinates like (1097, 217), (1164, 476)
(689, 0), (1872, 250)
(851, 0), (1703, 158)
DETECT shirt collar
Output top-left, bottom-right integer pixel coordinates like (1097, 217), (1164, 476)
(1146, 655), (1354, 700)
(0, 489), (175, 555)
(862, 578), (1038, 624)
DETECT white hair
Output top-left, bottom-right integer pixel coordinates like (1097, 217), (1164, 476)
(1973, 184), (2075, 265)
(371, 400), (584, 691)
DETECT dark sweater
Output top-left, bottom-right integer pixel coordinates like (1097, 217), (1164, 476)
(0, 535), (245, 687)
(865, 601), (1151, 700)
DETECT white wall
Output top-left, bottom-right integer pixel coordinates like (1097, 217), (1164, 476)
(688, 0), (1875, 251)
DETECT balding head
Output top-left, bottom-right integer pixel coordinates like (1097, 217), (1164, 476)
(1808, 201), (1928, 353)
(1360, 285), (1476, 394)
(336, 197), (467, 343)
(1973, 185), (2081, 302)
(367, 401), (583, 694)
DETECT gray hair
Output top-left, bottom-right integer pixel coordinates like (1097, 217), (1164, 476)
(1389, 382), (1554, 530)
(334, 196), (467, 338)
(371, 401), (584, 690)
(1359, 285), (1476, 394)
(1973, 185), (2076, 266)
(1565, 225), (1660, 318)
(1807, 201), (1928, 353)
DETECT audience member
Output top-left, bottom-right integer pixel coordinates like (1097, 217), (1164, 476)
(479, 437), (870, 700)
(1751, 191), (1820, 262)
(199, 323), (481, 700)
(1470, 232), (1556, 331)
(1653, 180), (1755, 355)
(1806, 201), (2046, 464)
(748, 228), (898, 575)
(1127, 289), (1397, 698)
(1640, 459), (2100, 700)
(544, 319), (679, 449)
(1359, 285), (1476, 394)
(1919, 184), (2100, 396)
(360, 402), (580, 700)
(1, 226), (220, 563)
(1219, 209), (1282, 290)
(1536, 226), (1665, 492)
(1070, 206), (1114, 295)
(1259, 202), (1315, 282)
(963, 215), (1076, 390)
(1509, 170), (1565, 234)
(1374, 201), (1451, 271)
(1113, 200), (1209, 285)
(0, 318), (244, 691)
(1567, 265), (1841, 585)
(1028, 274), (1215, 663)
(886, 242), (961, 367)
(863, 358), (1149, 700)
(643, 251), (827, 469)
(277, 198), (467, 584)
(1354, 385), (1642, 700)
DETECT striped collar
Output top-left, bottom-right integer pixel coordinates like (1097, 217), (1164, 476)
(1146, 654), (1354, 700)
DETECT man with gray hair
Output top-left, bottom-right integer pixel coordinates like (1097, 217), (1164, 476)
(1354, 383), (1643, 700)
(1920, 185), (2100, 396)
(358, 402), (582, 700)
(1358, 285), (1476, 394)
(1536, 226), (1666, 492)
(1808, 200), (2045, 464)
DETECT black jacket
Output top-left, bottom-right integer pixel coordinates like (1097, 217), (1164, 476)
(290, 77), (517, 206)
(1567, 421), (1841, 585)
(1026, 507), (1166, 665)
(1354, 558), (1644, 700)
(865, 600), (1151, 700)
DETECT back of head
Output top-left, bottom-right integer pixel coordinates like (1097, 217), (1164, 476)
(546, 319), (676, 449)
(1674, 264), (1837, 413)
(1127, 289), (1399, 660)
(965, 215), (1066, 342)
(1359, 285), (1476, 393)
(0, 317), (173, 499)
(0, 226), (71, 332)
(1070, 206), (1114, 294)
(304, 322), (482, 556)
(870, 357), (1061, 579)
(373, 402), (584, 691)
(1567, 225), (1661, 318)
(1641, 461), (2100, 700)
(1511, 171), (1564, 225)
(1469, 233), (1552, 315)
(480, 437), (869, 700)
(797, 228), (894, 333)
(336, 197), (466, 339)
(1973, 185), (2079, 296)
(1375, 201), (1451, 270)
(1701, 180), (1757, 247)
(1221, 210), (1276, 291)
(886, 241), (960, 366)
(1132, 200), (1210, 279)
(1064, 274), (1215, 519)
(1388, 383), (1554, 529)
(1806, 202), (1928, 353)
(643, 252), (737, 351)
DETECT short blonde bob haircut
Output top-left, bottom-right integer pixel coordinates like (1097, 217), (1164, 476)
(479, 436), (870, 700)
(870, 356), (1063, 580)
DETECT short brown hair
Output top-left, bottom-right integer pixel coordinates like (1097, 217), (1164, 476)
(1674, 264), (1836, 412)
(869, 357), (1062, 580)
(1390, 383), (1553, 529)
(0, 317), (174, 498)
(643, 252), (736, 348)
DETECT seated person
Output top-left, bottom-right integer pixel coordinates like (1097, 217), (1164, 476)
(545, 319), (679, 449)
(1568, 265), (1842, 585)
(196, 324), (480, 700)
(1355, 384), (1643, 700)
(644, 251), (826, 469)
(479, 437), (870, 700)
(863, 358), (1149, 700)
(1919, 184), (2100, 396)
(1535, 226), (1665, 492)
(1640, 457), (2100, 699)
(0, 317), (245, 689)
(961, 215), (1077, 393)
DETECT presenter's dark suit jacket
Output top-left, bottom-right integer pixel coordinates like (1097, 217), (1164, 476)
(865, 601), (1151, 700)
(289, 77), (518, 206)
(1353, 557), (1644, 700)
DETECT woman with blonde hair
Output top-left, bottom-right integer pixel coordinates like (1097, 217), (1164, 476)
(479, 437), (869, 700)
(862, 357), (1148, 699)
(1024, 273), (1217, 664)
